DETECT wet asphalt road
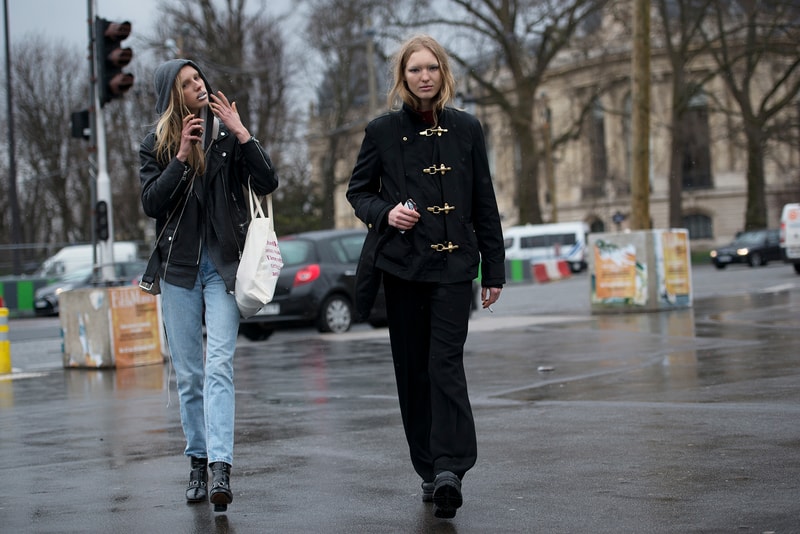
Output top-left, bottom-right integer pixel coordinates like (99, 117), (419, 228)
(1, 264), (799, 533)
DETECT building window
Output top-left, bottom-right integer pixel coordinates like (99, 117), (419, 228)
(589, 98), (607, 188)
(583, 97), (608, 199)
(589, 217), (605, 233)
(681, 90), (712, 189)
(682, 213), (713, 239)
(623, 94), (632, 184)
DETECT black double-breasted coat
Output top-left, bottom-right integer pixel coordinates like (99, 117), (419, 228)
(347, 104), (506, 318)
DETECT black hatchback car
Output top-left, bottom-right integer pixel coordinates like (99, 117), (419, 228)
(238, 228), (367, 341)
(709, 228), (781, 269)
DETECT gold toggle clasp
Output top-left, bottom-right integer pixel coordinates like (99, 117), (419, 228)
(422, 164), (452, 176)
(419, 126), (448, 137)
(430, 242), (460, 253)
(427, 203), (456, 215)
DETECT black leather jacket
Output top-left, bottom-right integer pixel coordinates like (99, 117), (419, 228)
(347, 105), (505, 316)
(139, 124), (278, 292)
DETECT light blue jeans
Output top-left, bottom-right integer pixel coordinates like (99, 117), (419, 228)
(161, 248), (240, 466)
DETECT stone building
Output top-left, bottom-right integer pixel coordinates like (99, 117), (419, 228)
(307, 6), (800, 248)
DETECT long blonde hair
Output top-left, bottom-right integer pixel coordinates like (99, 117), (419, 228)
(154, 73), (206, 176)
(388, 35), (456, 120)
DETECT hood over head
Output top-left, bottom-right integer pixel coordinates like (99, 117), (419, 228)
(153, 59), (212, 115)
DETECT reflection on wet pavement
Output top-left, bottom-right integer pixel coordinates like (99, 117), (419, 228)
(488, 290), (800, 404)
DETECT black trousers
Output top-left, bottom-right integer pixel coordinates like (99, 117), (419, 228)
(382, 272), (476, 481)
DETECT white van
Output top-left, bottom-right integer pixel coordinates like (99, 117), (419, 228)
(35, 241), (140, 278)
(503, 221), (590, 272)
(779, 203), (800, 274)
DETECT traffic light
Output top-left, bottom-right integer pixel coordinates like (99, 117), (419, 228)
(94, 17), (134, 107)
(95, 200), (109, 241)
(70, 109), (90, 139)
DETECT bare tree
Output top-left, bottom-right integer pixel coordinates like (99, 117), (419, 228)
(391, 0), (608, 225)
(702, 0), (800, 230)
(8, 36), (91, 252)
(655, 0), (715, 228)
(305, 0), (390, 228)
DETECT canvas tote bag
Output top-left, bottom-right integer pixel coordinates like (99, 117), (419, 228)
(235, 182), (283, 318)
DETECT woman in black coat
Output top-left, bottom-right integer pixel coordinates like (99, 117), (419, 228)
(347, 35), (505, 519)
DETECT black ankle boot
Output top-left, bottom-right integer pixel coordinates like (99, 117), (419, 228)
(185, 456), (208, 503)
(209, 462), (233, 511)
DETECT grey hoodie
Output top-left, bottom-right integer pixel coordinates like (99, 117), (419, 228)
(153, 58), (217, 148)
(153, 58), (212, 114)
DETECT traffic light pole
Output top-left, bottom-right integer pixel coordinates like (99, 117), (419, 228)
(88, 0), (116, 280)
(93, 95), (115, 280)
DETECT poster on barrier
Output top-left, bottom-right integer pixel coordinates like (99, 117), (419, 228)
(108, 287), (163, 368)
(591, 238), (647, 305)
(655, 230), (692, 306)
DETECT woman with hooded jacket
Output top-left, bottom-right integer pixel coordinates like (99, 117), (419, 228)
(139, 59), (278, 511)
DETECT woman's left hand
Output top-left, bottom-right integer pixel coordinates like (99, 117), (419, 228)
(481, 286), (502, 309)
(209, 91), (251, 143)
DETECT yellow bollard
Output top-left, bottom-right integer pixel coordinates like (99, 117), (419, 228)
(0, 304), (10, 374)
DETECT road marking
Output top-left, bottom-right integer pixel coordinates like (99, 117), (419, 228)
(760, 283), (797, 293)
(0, 370), (49, 381)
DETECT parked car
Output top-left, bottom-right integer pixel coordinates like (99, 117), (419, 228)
(709, 229), (781, 269)
(238, 228), (481, 341)
(33, 260), (147, 316)
(238, 229), (367, 341)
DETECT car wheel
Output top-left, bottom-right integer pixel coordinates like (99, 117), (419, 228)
(794, 263), (800, 275)
(317, 294), (353, 333)
(238, 323), (275, 341)
(748, 252), (762, 267)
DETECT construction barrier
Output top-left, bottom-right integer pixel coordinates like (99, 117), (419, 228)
(532, 259), (572, 283)
(0, 277), (52, 318)
(505, 259), (534, 283)
(60, 286), (164, 369)
(0, 296), (10, 374)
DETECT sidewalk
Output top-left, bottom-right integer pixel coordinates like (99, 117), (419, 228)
(1, 288), (799, 532)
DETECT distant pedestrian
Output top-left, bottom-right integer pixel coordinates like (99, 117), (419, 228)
(347, 34), (505, 519)
(139, 59), (278, 511)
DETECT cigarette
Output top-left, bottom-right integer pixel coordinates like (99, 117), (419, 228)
(488, 305), (494, 313)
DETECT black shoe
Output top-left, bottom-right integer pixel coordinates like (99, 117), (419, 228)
(432, 471), (462, 519)
(421, 481), (434, 503)
(209, 462), (233, 512)
(185, 456), (208, 503)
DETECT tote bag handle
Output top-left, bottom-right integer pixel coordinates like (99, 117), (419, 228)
(246, 178), (274, 232)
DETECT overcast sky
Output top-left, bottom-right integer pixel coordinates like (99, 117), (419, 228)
(3, 0), (161, 47)
(2, 0), (310, 105)
(2, 0), (300, 50)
